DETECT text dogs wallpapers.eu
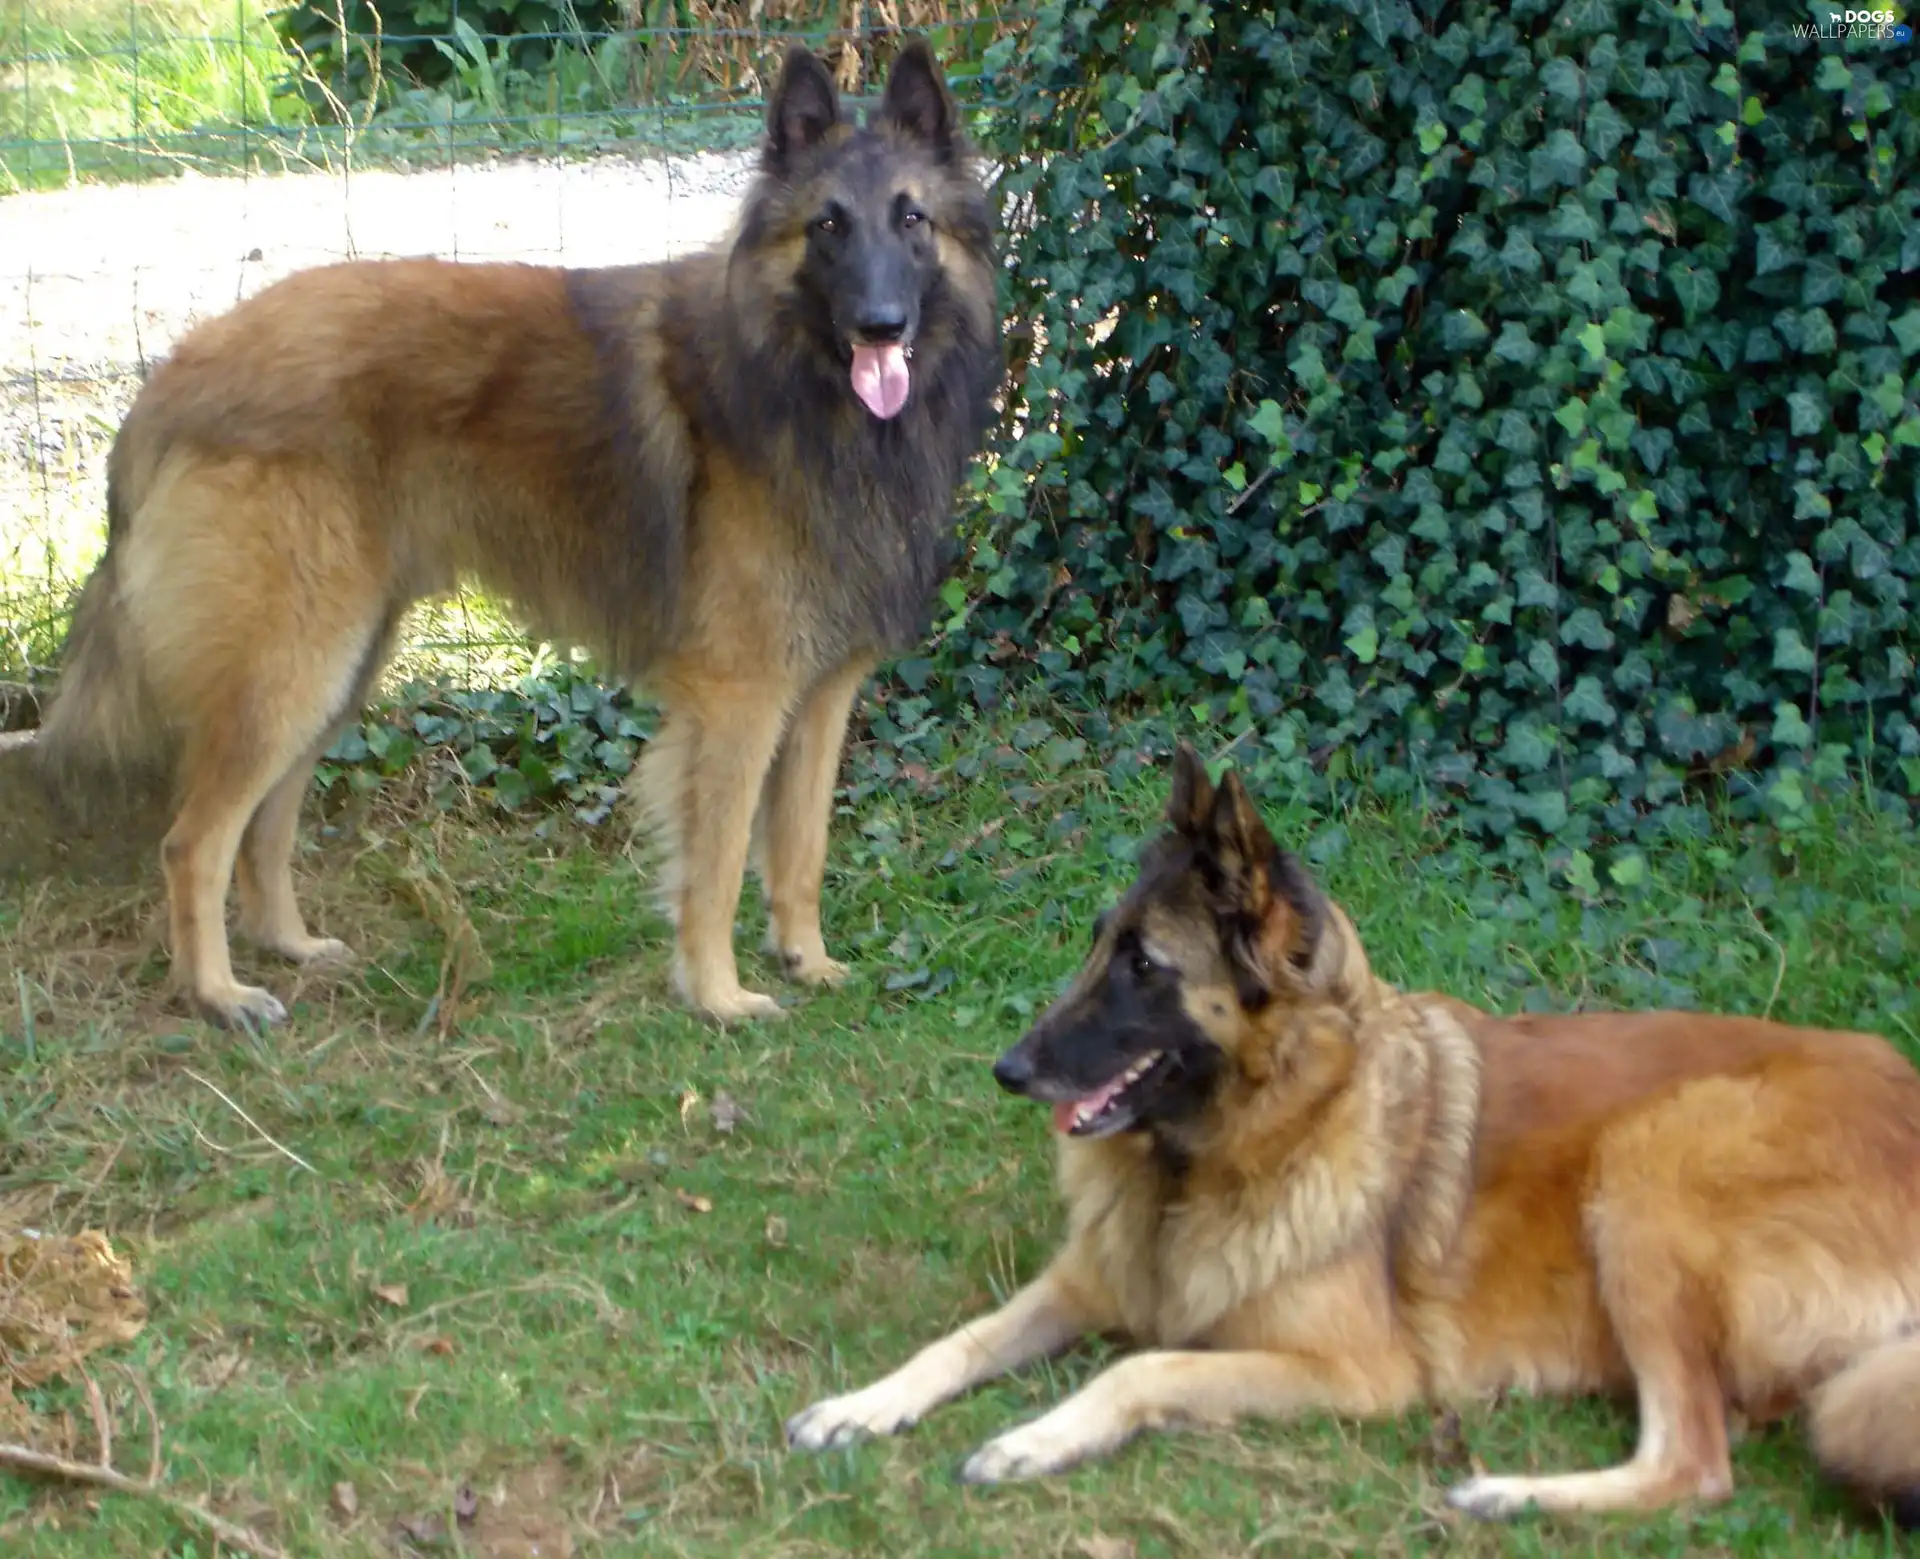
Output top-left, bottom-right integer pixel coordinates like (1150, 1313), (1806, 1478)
(35, 39), (1003, 1027)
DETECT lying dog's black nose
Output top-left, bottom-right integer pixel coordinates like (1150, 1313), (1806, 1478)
(853, 307), (909, 344)
(992, 1047), (1034, 1095)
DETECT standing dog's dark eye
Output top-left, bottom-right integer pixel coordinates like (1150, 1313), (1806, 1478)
(902, 209), (927, 230)
(1131, 948), (1158, 980)
(816, 214), (842, 236)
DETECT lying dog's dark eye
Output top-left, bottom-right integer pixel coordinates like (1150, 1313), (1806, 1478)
(815, 214), (842, 236)
(1131, 948), (1159, 980)
(902, 209), (927, 230)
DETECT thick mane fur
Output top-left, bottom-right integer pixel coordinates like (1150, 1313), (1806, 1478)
(1056, 916), (1485, 1347)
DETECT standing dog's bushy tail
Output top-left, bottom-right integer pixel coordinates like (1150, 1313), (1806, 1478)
(34, 474), (172, 813)
(1808, 1331), (1920, 1530)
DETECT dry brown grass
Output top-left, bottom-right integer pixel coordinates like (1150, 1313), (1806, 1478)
(620, 0), (1023, 100)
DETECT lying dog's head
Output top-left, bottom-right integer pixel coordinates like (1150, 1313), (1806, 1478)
(993, 744), (1349, 1143)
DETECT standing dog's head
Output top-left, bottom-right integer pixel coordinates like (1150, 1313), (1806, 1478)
(740, 39), (995, 422)
(993, 744), (1353, 1142)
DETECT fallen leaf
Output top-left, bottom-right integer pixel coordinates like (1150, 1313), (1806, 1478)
(455, 1482), (479, 1526)
(1075, 1537), (1136, 1559)
(396, 1510), (445, 1545)
(763, 1215), (788, 1248)
(677, 1086), (701, 1127)
(330, 1481), (359, 1520)
(674, 1188), (713, 1215)
(372, 1282), (409, 1308)
(709, 1090), (743, 1134)
(420, 1335), (457, 1357)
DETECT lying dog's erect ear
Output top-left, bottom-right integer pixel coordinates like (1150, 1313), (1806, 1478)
(1203, 769), (1276, 917)
(1268, 850), (1329, 974)
(1165, 742), (1215, 838)
(875, 37), (959, 160)
(766, 46), (840, 168)
(1204, 769), (1328, 991)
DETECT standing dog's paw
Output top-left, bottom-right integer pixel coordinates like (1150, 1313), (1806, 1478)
(197, 982), (289, 1030)
(785, 1383), (921, 1452)
(782, 950), (851, 987)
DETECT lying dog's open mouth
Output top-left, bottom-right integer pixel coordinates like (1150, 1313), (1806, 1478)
(1052, 1049), (1170, 1138)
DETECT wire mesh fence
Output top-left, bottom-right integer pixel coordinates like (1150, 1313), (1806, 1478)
(0, 0), (1024, 715)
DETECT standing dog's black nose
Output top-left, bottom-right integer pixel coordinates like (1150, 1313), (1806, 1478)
(853, 307), (909, 344)
(992, 1047), (1035, 1095)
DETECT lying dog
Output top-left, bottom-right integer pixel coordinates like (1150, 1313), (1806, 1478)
(789, 744), (1920, 1526)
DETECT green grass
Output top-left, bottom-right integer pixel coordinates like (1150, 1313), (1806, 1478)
(0, 0), (316, 190)
(2, 725), (1917, 1556)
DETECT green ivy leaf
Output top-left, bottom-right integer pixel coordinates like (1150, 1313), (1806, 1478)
(1890, 309), (1920, 357)
(1249, 399), (1289, 449)
(1786, 391), (1826, 437)
(1608, 851), (1648, 889)
(1668, 263), (1721, 324)
(1772, 628), (1816, 673)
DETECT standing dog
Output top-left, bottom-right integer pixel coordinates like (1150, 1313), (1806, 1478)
(789, 746), (1920, 1527)
(35, 40), (1001, 1027)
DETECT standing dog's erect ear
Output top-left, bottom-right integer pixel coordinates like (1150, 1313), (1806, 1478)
(875, 37), (959, 160)
(1166, 742), (1216, 838)
(766, 46), (840, 168)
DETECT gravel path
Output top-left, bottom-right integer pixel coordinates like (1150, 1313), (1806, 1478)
(1, 150), (756, 615)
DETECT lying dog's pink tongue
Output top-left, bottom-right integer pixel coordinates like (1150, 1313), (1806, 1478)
(850, 342), (910, 420)
(1051, 1074), (1129, 1135)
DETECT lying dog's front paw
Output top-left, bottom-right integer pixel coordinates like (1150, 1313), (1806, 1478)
(785, 1383), (920, 1452)
(957, 1418), (1086, 1486)
(1445, 1476), (1538, 1522)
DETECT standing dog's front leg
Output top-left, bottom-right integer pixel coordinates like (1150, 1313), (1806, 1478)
(785, 1261), (1104, 1451)
(758, 656), (874, 986)
(958, 1347), (1418, 1484)
(637, 675), (794, 1021)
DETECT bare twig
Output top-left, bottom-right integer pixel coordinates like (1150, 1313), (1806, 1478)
(1225, 462), (1280, 516)
(108, 1361), (161, 1484)
(81, 1370), (111, 1470)
(0, 1442), (288, 1559)
(182, 1072), (318, 1177)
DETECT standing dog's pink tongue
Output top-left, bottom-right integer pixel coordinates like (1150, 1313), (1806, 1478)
(850, 343), (911, 420)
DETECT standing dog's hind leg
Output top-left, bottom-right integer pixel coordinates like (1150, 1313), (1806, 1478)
(233, 740), (351, 966)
